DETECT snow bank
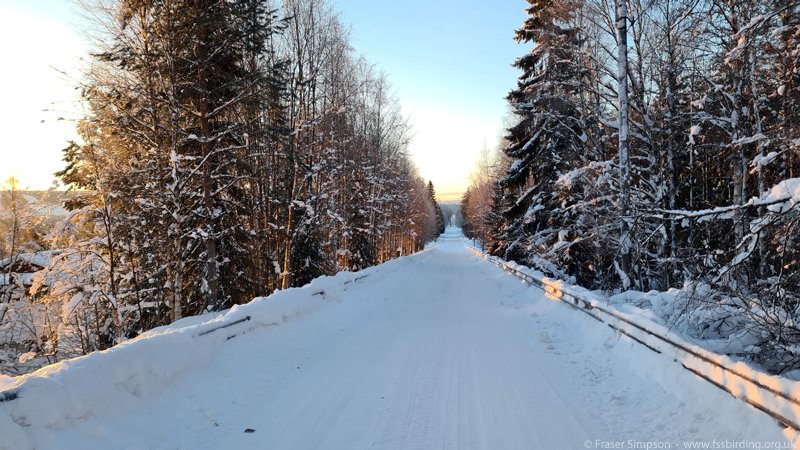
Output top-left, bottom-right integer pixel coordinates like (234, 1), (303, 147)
(467, 244), (800, 435)
(0, 375), (13, 391)
(0, 253), (422, 449)
(590, 300), (800, 436)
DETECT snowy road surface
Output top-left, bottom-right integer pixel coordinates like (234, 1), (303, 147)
(3, 228), (791, 449)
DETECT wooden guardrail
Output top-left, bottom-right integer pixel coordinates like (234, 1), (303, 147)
(468, 245), (800, 432)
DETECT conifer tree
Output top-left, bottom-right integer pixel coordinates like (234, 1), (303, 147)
(427, 181), (445, 239)
(497, 0), (593, 270)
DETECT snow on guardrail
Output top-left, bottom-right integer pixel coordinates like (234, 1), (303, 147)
(467, 245), (800, 433)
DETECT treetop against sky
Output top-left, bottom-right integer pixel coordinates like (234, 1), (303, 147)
(0, 0), (527, 201)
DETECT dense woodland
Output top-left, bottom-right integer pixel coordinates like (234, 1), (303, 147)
(0, 0), (445, 374)
(7, 0), (800, 378)
(462, 0), (800, 373)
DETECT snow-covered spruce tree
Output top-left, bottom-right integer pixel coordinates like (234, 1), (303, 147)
(427, 182), (445, 240)
(74, 0), (283, 319)
(459, 190), (474, 240)
(495, 0), (618, 286)
(164, 0), (279, 312)
(485, 167), (514, 254)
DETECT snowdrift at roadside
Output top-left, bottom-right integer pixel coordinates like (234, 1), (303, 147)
(0, 253), (420, 448)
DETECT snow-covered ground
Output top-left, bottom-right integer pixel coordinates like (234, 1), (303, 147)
(1, 228), (795, 449)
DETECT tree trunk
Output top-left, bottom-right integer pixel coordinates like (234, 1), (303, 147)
(616, 0), (632, 288)
(197, 12), (219, 309)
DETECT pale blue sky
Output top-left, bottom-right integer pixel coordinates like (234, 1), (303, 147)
(334, 0), (527, 199)
(0, 0), (529, 200)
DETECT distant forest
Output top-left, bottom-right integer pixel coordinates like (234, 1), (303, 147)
(461, 0), (800, 373)
(0, 0), (446, 375)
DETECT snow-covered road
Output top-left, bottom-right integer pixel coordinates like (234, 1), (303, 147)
(3, 228), (792, 449)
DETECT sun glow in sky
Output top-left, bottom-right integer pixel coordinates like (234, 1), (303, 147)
(0, 0), (86, 192)
(0, 0), (528, 202)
